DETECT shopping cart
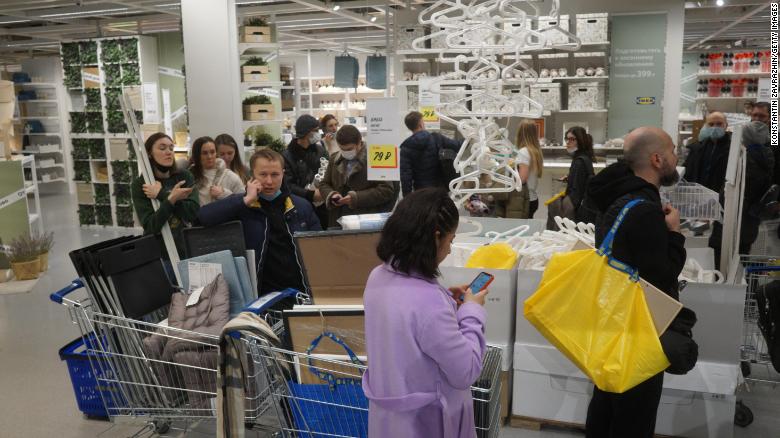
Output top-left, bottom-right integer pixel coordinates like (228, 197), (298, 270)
(735, 256), (780, 427)
(51, 280), (504, 437)
(50, 279), (304, 435)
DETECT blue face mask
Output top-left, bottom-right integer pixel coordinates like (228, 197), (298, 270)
(259, 190), (282, 201)
(698, 126), (726, 142)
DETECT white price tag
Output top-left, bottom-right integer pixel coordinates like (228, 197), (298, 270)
(186, 286), (205, 307)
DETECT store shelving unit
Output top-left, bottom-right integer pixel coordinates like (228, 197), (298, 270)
(238, 36), (283, 147)
(61, 36), (156, 229)
(19, 155), (43, 235)
(299, 75), (383, 120)
(11, 59), (74, 193)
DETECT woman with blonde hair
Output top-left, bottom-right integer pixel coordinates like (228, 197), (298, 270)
(516, 120), (544, 218)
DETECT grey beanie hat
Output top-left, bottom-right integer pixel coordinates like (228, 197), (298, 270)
(295, 114), (319, 139)
(742, 121), (769, 146)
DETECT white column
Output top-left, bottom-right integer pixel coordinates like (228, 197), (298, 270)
(181, 0), (242, 140)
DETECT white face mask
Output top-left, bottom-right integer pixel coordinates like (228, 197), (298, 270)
(341, 149), (357, 160)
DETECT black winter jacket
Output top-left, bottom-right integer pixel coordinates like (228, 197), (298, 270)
(400, 130), (460, 196)
(682, 133), (732, 193)
(282, 139), (329, 202)
(587, 161), (687, 300)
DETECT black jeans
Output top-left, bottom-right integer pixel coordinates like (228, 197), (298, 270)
(585, 372), (664, 438)
(528, 199), (539, 219)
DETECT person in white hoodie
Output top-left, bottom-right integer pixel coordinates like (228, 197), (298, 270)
(190, 136), (245, 206)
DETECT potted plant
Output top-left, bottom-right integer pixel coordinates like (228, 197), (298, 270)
(122, 63), (140, 86)
(73, 161), (91, 182)
(64, 65), (82, 89)
(85, 88), (101, 112)
(0, 239), (10, 283)
(70, 112), (87, 133)
(8, 235), (40, 281)
(78, 205), (96, 225)
(255, 132), (274, 147)
(107, 111), (127, 133)
(119, 38), (138, 62)
(86, 112), (104, 133)
(242, 57), (270, 81)
(268, 138), (287, 154)
(80, 41), (98, 65)
(111, 160), (131, 184)
(34, 232), (54, 272)
(241, 17), (271, 43)
(89, 140), (106, 159)
(72, 139), (90, 160)
(104, 64), (122, 87)
(61, 43), (80, 65)
(100, 39), (122, 63)
(242, 95), (274, 121)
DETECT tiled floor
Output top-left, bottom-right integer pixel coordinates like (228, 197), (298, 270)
(0, 192), (777, 437)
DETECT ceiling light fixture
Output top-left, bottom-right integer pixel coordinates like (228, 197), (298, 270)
(0, 19), (32, 25)
(716, 0), (724, 6)
(333, 5), (341, 11)
(370, 16), (377, 22)
(40, 7), (128, 18)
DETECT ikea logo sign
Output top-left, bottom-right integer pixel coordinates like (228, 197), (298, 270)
(636, 97), (656, 105)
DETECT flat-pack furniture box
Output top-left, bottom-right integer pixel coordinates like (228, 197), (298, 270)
(575, 13), (609, 44)
(294, 230), (381, 305)
(567, 81), (606, 111)
(530, 83), (561, 112)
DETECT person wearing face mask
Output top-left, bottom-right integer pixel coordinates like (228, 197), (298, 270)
(197, 149), (321, 296)
(319, 125), (397, 228)
(585, 127), (687, 438)
(750, 102), (777, 185)
(682, 111), (731, 193)
(283, 114), (330, 228)
(319, 114), (340, 155)
(190, 136), (245, 207)
(708, 120), (776, 266)
(131, 132), (200, 259)
(563, 126), (597, 223)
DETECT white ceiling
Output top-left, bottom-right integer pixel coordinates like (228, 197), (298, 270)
(0, 0), (771, 63)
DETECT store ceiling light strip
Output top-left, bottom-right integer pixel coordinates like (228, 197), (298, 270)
(40, 8), (129, 18)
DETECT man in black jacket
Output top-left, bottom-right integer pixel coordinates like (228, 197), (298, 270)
(399, 111), (461, 196)
(283, 114), (329, 228)
(585, 126), (687, 438)
(682, 111), (731, 193)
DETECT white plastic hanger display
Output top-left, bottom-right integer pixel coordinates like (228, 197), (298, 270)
(410, 0), (582, 204)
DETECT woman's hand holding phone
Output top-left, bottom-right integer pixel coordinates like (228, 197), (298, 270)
(449, 284), (489, 307)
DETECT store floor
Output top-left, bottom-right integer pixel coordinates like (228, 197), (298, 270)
(0, 192), (776, 437)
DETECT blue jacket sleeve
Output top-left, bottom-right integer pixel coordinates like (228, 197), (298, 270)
(197, 193), (245, 227)
(304, 203), (323, 231)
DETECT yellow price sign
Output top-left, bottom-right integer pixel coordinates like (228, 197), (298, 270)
(368, 144), (398, 169)
(420, 106), (439, 122)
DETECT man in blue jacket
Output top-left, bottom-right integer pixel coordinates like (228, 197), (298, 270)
(198, 148), (321, 296)
(400, 111), (461, 196)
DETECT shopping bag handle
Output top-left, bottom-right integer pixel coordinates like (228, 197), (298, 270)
(306, 331), (364, 388)
(597, 199), (644, 280)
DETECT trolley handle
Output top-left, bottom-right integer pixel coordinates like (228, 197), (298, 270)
(745, 266), (780, 274)
(49, 279), (84, 304)
(242, 288), (299, 315)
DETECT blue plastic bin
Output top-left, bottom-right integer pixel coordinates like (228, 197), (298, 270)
(59, 334), (120, 418)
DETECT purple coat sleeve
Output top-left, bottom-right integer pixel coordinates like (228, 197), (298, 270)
(417, 299), (487, 390)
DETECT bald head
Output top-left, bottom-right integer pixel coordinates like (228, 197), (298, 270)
(623, 127), (673, 171)
(705, 111), (727, 129)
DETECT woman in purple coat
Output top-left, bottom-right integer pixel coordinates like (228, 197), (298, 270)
(362, 188), (489, 438)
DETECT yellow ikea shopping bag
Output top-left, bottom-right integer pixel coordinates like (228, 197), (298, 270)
(524, 199), (670, 393)
(465, 242), (518, 270)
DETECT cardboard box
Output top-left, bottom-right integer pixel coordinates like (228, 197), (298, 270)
(242, 65), (269, 75)
(294, 230), (382, 305)
(243, 104), (275, 121)
(76, 183), (94, 205)
(242, 73), (270, 83)
(241, 26), (271, 43)
(82, 67), (100, 89)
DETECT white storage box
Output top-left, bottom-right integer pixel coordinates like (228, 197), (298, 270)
(38, 158), (56, 168)
(568, 81), (606, 110)
(538, 15), (570, 46)
(530, 83), (561, 111)
(397, 25), (425, 51)
(575, 13), (609, 44)
(431, 26), (448, 49)
(503, 19), (534, 36)
(38, 144), (60, 154)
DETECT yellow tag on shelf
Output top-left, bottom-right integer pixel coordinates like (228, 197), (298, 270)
(368, 144), (398, 169)
(420, 106), (438, 122)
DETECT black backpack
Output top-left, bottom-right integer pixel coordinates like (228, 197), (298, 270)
(430, 132), (459, 188)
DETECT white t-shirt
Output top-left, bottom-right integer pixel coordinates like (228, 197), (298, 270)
(517, 147), (539, 201)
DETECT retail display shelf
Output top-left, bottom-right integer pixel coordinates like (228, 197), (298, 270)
(680, 130), (693, 135)
(310, 90), (348, 95)
(678, 115), (702, 122)
(13, 149), (63, 155)
(351, 89), (385, 94)
(20, 132), (61, 136)
(696, 96), (757, 101)
(239, 42), (280, 54)
(39, 178), (67, 184)
(19, 116), (59, 120)
(503, 76), (609, 85)
(396, 81), (419, 86)
(556, 109), (608, 113)
(281, 86), (295, 90)
(18, 99), (58, 103)
(14, 82), (57, 87)
(241, 81), (284, 89)
(696, 72), (770, 79)
(71, 133), (109, 139)
(37, 163), (65, 170)
(243, 120), (284, 129)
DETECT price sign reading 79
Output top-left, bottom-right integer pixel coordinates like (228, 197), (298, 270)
(420, 105), (439, 122)
(368, 145), (398, 169)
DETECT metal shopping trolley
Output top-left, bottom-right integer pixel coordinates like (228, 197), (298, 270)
(50, 279), (304, 435)
(735, 256), (780, 427)
(51, 279), (504, 437)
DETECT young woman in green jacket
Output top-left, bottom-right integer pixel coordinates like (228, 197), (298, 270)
(131, 132), (199, 258)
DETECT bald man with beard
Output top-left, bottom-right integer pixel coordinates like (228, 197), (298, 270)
(682, 111), (732, 193)
(585, 127), (690, 438)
